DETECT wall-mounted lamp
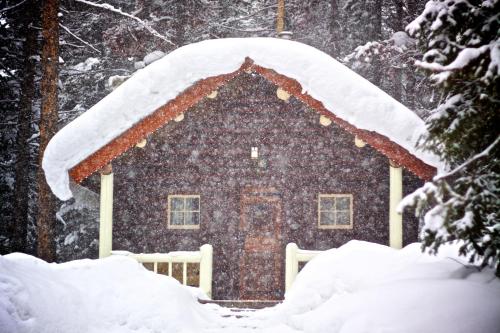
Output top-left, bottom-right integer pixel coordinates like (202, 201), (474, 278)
(251, 147), (258, 159)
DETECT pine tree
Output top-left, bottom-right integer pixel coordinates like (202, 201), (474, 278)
(403, 0), (500, 275)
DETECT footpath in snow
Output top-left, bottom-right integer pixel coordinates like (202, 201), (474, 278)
(1, 240), (499, 333)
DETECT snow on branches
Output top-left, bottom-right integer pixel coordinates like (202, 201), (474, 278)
(408, 0), (499, 84)
(404, 0), (500, 275)
(75, 0), (175, 46)
(342, 31), (436, 118)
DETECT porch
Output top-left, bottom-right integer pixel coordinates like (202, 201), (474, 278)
(112, 242), (327, 306)
(100, 162), (406, 302)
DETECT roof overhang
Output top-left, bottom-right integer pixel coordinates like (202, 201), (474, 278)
(69, 58), (436, 185)
(43, 38), (439, 200)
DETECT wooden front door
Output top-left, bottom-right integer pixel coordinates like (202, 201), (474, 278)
(239, 187), (283, 300)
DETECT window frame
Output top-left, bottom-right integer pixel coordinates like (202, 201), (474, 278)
(167, 194), (201, 230)
(317, 194), (353, 229)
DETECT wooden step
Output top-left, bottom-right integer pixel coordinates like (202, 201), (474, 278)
(199, 299), (282, 309)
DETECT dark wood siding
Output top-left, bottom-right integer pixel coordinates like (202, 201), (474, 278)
(102, 74), (421, 299)
(403, 169), (423, 246)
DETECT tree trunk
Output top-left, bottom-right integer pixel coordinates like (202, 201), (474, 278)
(370, 0), (382, 41)
(393, 0), (405, 31)
(173, 2), (187, 46)
(370, 0), (383, 86)
(330, 0), (340, 56)
(392, 0), (404, 103)
(276, 0), (285, 33)
(405, 0), (419, 25)
(12, 0), (38, 253)
(37, 0), (59, 262)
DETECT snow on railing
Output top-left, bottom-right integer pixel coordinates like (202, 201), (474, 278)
(112, 244), (213, 298)
(285, 242), (324, 292)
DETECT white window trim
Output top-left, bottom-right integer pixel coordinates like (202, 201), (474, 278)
(317, 194), (353, 229)
(167, 195), (201, 230)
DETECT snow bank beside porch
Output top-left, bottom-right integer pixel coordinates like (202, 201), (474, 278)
(276, 241), (500, 333)
(0, 254), (216, 333)
(1, 242), (499, 333)
(43, 37), (440, 200)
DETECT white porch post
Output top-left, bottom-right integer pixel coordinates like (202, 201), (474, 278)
(285, 242), (299, 292)
(389, 163), (403, 249)
(199, 244), (213, 298)
(99, 165), (113, 258)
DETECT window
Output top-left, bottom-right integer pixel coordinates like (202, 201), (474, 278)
(318, 194), (353, 229)
(167, 195), (200, 229)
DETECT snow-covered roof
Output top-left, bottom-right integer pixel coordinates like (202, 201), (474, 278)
(44, 37), (439, 200)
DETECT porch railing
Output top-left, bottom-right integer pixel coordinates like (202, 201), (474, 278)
(285, 242), (324, 292)
(111, 244), (213, 298)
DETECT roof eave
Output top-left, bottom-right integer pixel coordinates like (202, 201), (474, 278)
(69, 58), (436, 183)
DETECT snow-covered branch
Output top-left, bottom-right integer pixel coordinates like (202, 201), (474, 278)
(434, 135), (500, 181)
(417, 44), (492, 72)
(0, 0), (27, 13)
(0, 62), (17, 79)
(75, 0), (175, 46)
(223, 4), (277, 24)
(215, 25), (273, 33)
(59, 23), (101, 54)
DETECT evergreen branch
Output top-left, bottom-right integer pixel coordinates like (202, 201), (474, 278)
(434, 136), (500, 181)
(59, 23), (101, 54)
(75, 0), (175, 46)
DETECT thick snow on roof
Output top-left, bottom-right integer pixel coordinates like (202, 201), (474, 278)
(44, 37), (438, 200)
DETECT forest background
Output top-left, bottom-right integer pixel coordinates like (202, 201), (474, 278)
(3, 0), (497, 273)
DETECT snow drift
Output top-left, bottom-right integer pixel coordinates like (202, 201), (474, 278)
(0, 254), (216, 333)
(42, 37), (440, 200)
(273, 241), (500, 333)
(3, 241), (498, 333)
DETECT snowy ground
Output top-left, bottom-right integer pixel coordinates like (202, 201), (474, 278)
(1, 241), (499, 333)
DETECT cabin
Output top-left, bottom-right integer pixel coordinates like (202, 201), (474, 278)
(43, 38), (438, 301)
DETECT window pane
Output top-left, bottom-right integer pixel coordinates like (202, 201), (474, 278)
(336, 196), (351, 211)
(185, 212), (200, 226)
(185, 197), (200, 211)
(170, 197), (184, 211)
(170, 212), (184, 225)
(320, 212), (335, 225)
(336, 211), (351, 225)
(320, 197), (335, 211)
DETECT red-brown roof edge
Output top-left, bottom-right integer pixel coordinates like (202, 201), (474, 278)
(69, 58), (436, 183)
